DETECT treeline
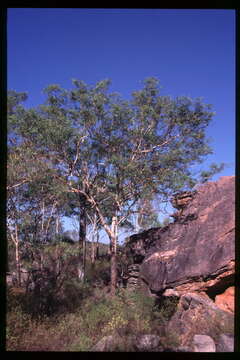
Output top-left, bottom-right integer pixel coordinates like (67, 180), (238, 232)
(7, 77), (224, 295)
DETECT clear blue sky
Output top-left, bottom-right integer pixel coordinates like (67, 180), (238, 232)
(8, 8), (235, 238)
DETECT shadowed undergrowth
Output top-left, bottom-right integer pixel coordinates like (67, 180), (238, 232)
(6, 284), (179, 351)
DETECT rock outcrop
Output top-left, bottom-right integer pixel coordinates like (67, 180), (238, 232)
(166, 292), (234, 349)
(123, 176), (235, 352)
(125, 176), (235, 300)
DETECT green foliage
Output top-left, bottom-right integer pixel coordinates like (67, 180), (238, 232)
(85, 258), (110, 286)
(8, 77), (224, 245)
(70, 334), (93, 352)
(152, 296), (179, 324)
(207, 311), (234, 341)
(7, 283), (180, 351)
(160, 330), (181, 350)
(199, 162), (225, 183)
(6, 304), (34, 351)
(14, 242), (91, 317)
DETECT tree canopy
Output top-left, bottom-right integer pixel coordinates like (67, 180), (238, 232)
(7, 77), (224, 293)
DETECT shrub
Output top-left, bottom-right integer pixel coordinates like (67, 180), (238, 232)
(152, 296), (179, 323)
(85, 259), (110, 287)
(6, 305), (33, 350)
(7, 281), (179, 351)
(70, 334), (94, 352)
(160, 330), (181, 350)
(6, 305), (86, 351)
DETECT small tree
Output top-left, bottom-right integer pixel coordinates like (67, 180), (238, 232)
(61, 78), (224, 294)
(7, 91), (67, 283)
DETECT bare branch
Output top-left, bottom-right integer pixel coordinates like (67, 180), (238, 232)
(134, 134), (180, 155)
(7, 179), (29, 191)
(68, 137), (86, 177)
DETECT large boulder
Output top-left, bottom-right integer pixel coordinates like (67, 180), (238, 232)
(192, 335), (216, 352)
(215, 334), (234, 352)
(127, 176), (235, 298)
(166, 292), (234, 349)
(91, 334), (162, 352)
(134, 334), (161, 351)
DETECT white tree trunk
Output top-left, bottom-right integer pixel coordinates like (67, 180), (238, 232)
(15, 227), (21, 286)
(110, 215), (118, 295)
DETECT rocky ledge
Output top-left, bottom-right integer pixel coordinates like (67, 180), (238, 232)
(126, 176), (235, 306)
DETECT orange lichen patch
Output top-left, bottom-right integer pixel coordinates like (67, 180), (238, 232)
(145, 249), (177, 263)
(215, 286), (235, 313)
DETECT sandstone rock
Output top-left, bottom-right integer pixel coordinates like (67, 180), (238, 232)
(91, 334), (161, 352)
(125, 264), (141, 290)
(215, 286), (234, 313)
(171, 190), (196, 210)
(216, 334), (234, 352)
(166, 292), (234, 348)
(90, 335), (133, 352)
(126, 176), (234, 297)
(192, 334), (216, 352)
(162, 288), (180, 298)
(91, 335), (116, 351)
(125, 227), (164, 263)
(134, 335), (161, 351)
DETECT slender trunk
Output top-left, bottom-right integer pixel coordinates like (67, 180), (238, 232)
(79, 193), (87, 282)
(107, 243), (111, 256)
(56, 214), (59, 235)
(110, 215), (118, 296)
(91, 226), (96, 265)
(41, 199), (45, 241)
(91, 239), (95, 265)
(110, 237), (117, 296)
(40, 252), (43, 272)
(82, 193), (119, 294)
(135, 211), (140, 233)
(55, 246), (60, 275)
(45, 202), (56, 241)
(8, 224), (21, 286)
(96, 230), (99, 260)
(83, 236), (86, 281)
(15, 225), (21, 286)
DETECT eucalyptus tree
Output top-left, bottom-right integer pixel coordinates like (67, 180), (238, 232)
(60, 78), (223, 294)
(7, 139), (46, 284)
(7, 91), (67, 283)
(8, 78), (224, 294)
(7, 92), (39, 284)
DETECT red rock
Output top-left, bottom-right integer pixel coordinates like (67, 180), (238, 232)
(126, 176), (235, 297)
(215, 286), (234, 313)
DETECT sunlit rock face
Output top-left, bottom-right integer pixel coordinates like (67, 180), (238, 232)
(126, 176), (235, 298)
(215, 286), (234, 313)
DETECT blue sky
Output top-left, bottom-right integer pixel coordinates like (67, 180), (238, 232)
(8, 8), (235, 239)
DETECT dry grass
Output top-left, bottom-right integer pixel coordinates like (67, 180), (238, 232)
(6, 286), (169, 351)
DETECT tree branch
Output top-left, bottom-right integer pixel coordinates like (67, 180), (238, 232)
(7, 179), (29, 190)
(133, 134), (180, 155)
